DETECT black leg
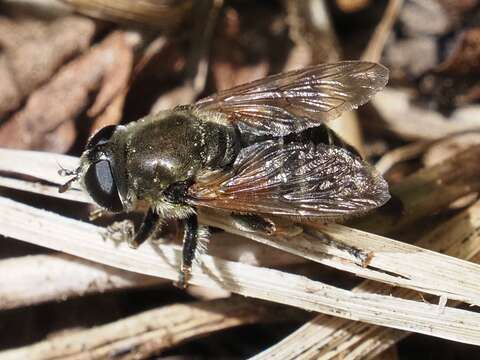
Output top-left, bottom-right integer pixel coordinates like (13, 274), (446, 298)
(129, 208), (160, 249)
(176, 212), (199, 288)
(230, 214), (276, 234)
(230, 213), (303, 237)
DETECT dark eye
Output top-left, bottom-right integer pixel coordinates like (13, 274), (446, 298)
(86, 125), (117, 150)
(84, 160), (123, 212)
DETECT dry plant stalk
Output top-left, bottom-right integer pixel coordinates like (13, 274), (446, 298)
(1, 149), (480, 347)
(0, 254), (163, 310)
(60, 0), (193, 30)
(286, 0), (365, 156)
(361, 0), (404, 63)
(251, 200), (480, 359)
(0, 175), (88, 203)
(0, 149), (81, 186)
(1, 3), (477, 359)
(152, 0), (223, 112)
(375, 140), (431, 174)
(205, 210), (480, 306)
(3, 149), (480, 306)
(371, 347), (399, 360)
(0, 297), (289, 360)
(3, 196), (480, 345)
(0, 233), (301, 310)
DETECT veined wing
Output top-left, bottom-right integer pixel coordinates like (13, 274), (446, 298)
(187, 140), (390, 217)
(193, 61), (388, 136)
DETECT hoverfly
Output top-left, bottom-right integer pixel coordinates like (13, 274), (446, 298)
(60, 61), (390, 287)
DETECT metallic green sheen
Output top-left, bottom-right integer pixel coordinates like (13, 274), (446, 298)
(114, 109), (236, 204)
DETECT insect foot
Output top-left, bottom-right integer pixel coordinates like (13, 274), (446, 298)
(174, 266), (192, 289)
(89, 208), (108, 221)
(102, 220), (136, 248)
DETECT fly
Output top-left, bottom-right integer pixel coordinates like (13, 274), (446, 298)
(60, 61), (391, 287)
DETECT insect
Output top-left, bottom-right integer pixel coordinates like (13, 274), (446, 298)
(60, 61), (391, 287)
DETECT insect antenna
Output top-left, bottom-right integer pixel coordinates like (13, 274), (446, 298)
(57, 163), (80, 193)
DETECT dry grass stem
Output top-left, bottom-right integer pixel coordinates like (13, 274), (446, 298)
(251, 200), (480, 359)
(374, 140), (431, 174)
(2, 149), (480, 306)
(0, 254), (164, 310)
(0, 149), (81, 188)
(206, 210), (480, 306)
(287, 0), (365, 156)
(2, 1), (478, 358)
(361, 0), (404, 62)
(0, 297), (283, 360)
(0, 233), (302, 310)
(3, 196), (480, 345)
(60, 0), (193, 30)
(2, 150), (480, 346)
(0, 175), (88, 203)
(371, 346), (399, 360)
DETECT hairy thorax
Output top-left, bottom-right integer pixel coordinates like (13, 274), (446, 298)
(123, 109), (237, 204)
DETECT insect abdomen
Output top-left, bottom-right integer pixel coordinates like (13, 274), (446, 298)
(200, 121), (239, 169)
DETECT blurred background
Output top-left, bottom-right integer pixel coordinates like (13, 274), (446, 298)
(1, 0), (480, 358)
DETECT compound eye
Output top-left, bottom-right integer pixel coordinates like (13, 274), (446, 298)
(86, 125), (117, 150)
(84, 160), (123, 212)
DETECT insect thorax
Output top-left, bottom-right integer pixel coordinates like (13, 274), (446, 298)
(122, 110), (238, 205)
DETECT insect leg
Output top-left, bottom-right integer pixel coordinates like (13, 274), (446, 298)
(230, 214), (276, 234)
(176, 212), (199, 288)
(230, 213), (303, 237)
(128, 208), (160, 249)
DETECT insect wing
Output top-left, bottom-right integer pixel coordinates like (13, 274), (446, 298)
(188, 141), (390, 217)
(194, 61), (388, 136)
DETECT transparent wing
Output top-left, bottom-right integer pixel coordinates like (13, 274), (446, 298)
(194, 61), (388, 136)
(188, 141), (390, 217)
